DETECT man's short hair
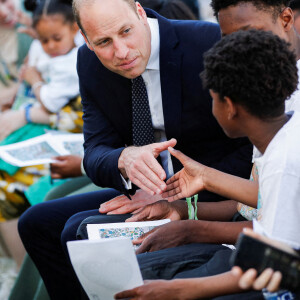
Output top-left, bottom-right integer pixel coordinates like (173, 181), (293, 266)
(201, 30), (298, 119)
(210, 0), (291, 19)
(72, 0), (137, 37)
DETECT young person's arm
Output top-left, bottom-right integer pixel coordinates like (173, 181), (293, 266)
(115, 271), (244, 300)
(127, 199), (238, 223)
(133, 219), (252, 254)
(163, 147), (258, 208)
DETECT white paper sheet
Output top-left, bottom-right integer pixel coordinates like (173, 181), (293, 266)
(0, 133), (83, 166)
(67, 238), (143, 300)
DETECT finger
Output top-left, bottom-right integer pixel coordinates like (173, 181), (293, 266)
(231, 266), (243, 277)
(126, 208), (149, 222)
(168, 147), (190, 165)
(51, 173), (62, 179)
(152, 138), (177, 156)
(52, 156), (66, 161)
(135, 238), (151, 254)
(99, 196), (129, 213)
(140, 153), (167, 182)
(114, 288), (137, 299)
(133, 176), (162, 196)
(165, 172), (181, 185)
(253, 268), (273, 290)
(161, 186), (183, 201)
(266, 271), (282, 292)
(239, 268), (257, 289)
(107, 202), (141, 215)
(131, 207), (144, 215)
(133, 230), (153, 245)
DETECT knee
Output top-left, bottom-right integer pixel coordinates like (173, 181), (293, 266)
(61, 212), (83, 247)
(18, 203), (46, 242)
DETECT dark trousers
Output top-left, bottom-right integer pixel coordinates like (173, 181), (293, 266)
(19, 189), (263, 300)
(78, 216), (264, 300)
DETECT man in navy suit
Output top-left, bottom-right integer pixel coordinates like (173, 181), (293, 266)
(18, 0), (252, 299)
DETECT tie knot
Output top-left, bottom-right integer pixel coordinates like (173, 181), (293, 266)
(132, 75), (144, 86)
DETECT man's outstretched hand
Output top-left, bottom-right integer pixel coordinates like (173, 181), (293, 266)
(118, 139), (177, 195)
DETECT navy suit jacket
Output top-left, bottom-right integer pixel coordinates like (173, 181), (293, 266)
(78, 9), (252, 200)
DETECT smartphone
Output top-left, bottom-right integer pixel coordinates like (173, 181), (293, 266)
(230, 233), (300, 291)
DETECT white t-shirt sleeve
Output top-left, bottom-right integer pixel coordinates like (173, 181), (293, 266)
(28, 40), (43, 66)
(40, 47), (79, 113)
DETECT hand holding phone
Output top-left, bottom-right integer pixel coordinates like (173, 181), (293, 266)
(230, 230), (300, 291)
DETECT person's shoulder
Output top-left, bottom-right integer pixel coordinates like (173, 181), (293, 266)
(77, 44), (105, 73)
(168, 19), (221, 46)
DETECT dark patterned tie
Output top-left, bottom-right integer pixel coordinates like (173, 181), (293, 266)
(132, 75), (155, 146)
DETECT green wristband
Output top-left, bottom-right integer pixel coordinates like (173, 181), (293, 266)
(186, 197), (194, 220)
(194, 194), (198, 220)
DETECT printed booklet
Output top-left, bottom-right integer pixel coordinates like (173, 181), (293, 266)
(87, 219), (171, 249)
(0, 132), (83, 167)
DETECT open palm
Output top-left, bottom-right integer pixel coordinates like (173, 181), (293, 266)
(162, 147), (207, 201)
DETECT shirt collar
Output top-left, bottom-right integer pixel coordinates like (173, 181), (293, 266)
(146, 18), (160, 71)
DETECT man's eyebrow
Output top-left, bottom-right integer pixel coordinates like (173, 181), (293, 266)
(92, 24), (131, 45)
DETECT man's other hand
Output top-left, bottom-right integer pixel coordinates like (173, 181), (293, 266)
(126, 200), (187, 222)
(118, 138), (177, 195)
(99, 189), (163, 215)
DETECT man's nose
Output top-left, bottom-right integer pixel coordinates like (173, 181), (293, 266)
(113, 40), (129, 59)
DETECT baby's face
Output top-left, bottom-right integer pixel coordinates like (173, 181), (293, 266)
(36, 15), (77, 57)
(0, 0), (18, 28)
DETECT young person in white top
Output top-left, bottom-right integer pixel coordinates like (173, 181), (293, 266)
(116, 29), (300, 300)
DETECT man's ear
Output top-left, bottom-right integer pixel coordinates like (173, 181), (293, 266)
(136, 1), (147, 21)
(223, 96), (237, 120)
(280, 7), (294, 31)
(80, 30), (94, 51)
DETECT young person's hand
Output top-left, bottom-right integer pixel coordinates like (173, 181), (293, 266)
(50, 155), (83, 179)
(118, 139), (177, 195)
(162, 147), (208, 201)
(115, 280), (185, 300)
(231, 228), (297, 292)
(99, 189), (164, 215)
(232, 267), (282, 292)
(134, 220), (190, 254)
(125, 200), (188, 222)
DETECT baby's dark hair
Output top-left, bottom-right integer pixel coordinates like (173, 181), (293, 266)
(211, 0), (291, 19)
(201, 30), (298, 119)
(24, 0), (74, 27)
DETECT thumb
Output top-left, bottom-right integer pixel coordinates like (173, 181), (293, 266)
(168, 147), (190, 165)
(152, 138), (177, 155)
(52, 156), (66, 161)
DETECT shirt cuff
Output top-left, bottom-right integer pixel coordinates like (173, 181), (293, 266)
(80, 159), (86, 176)
(120, 174), (132, 190)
